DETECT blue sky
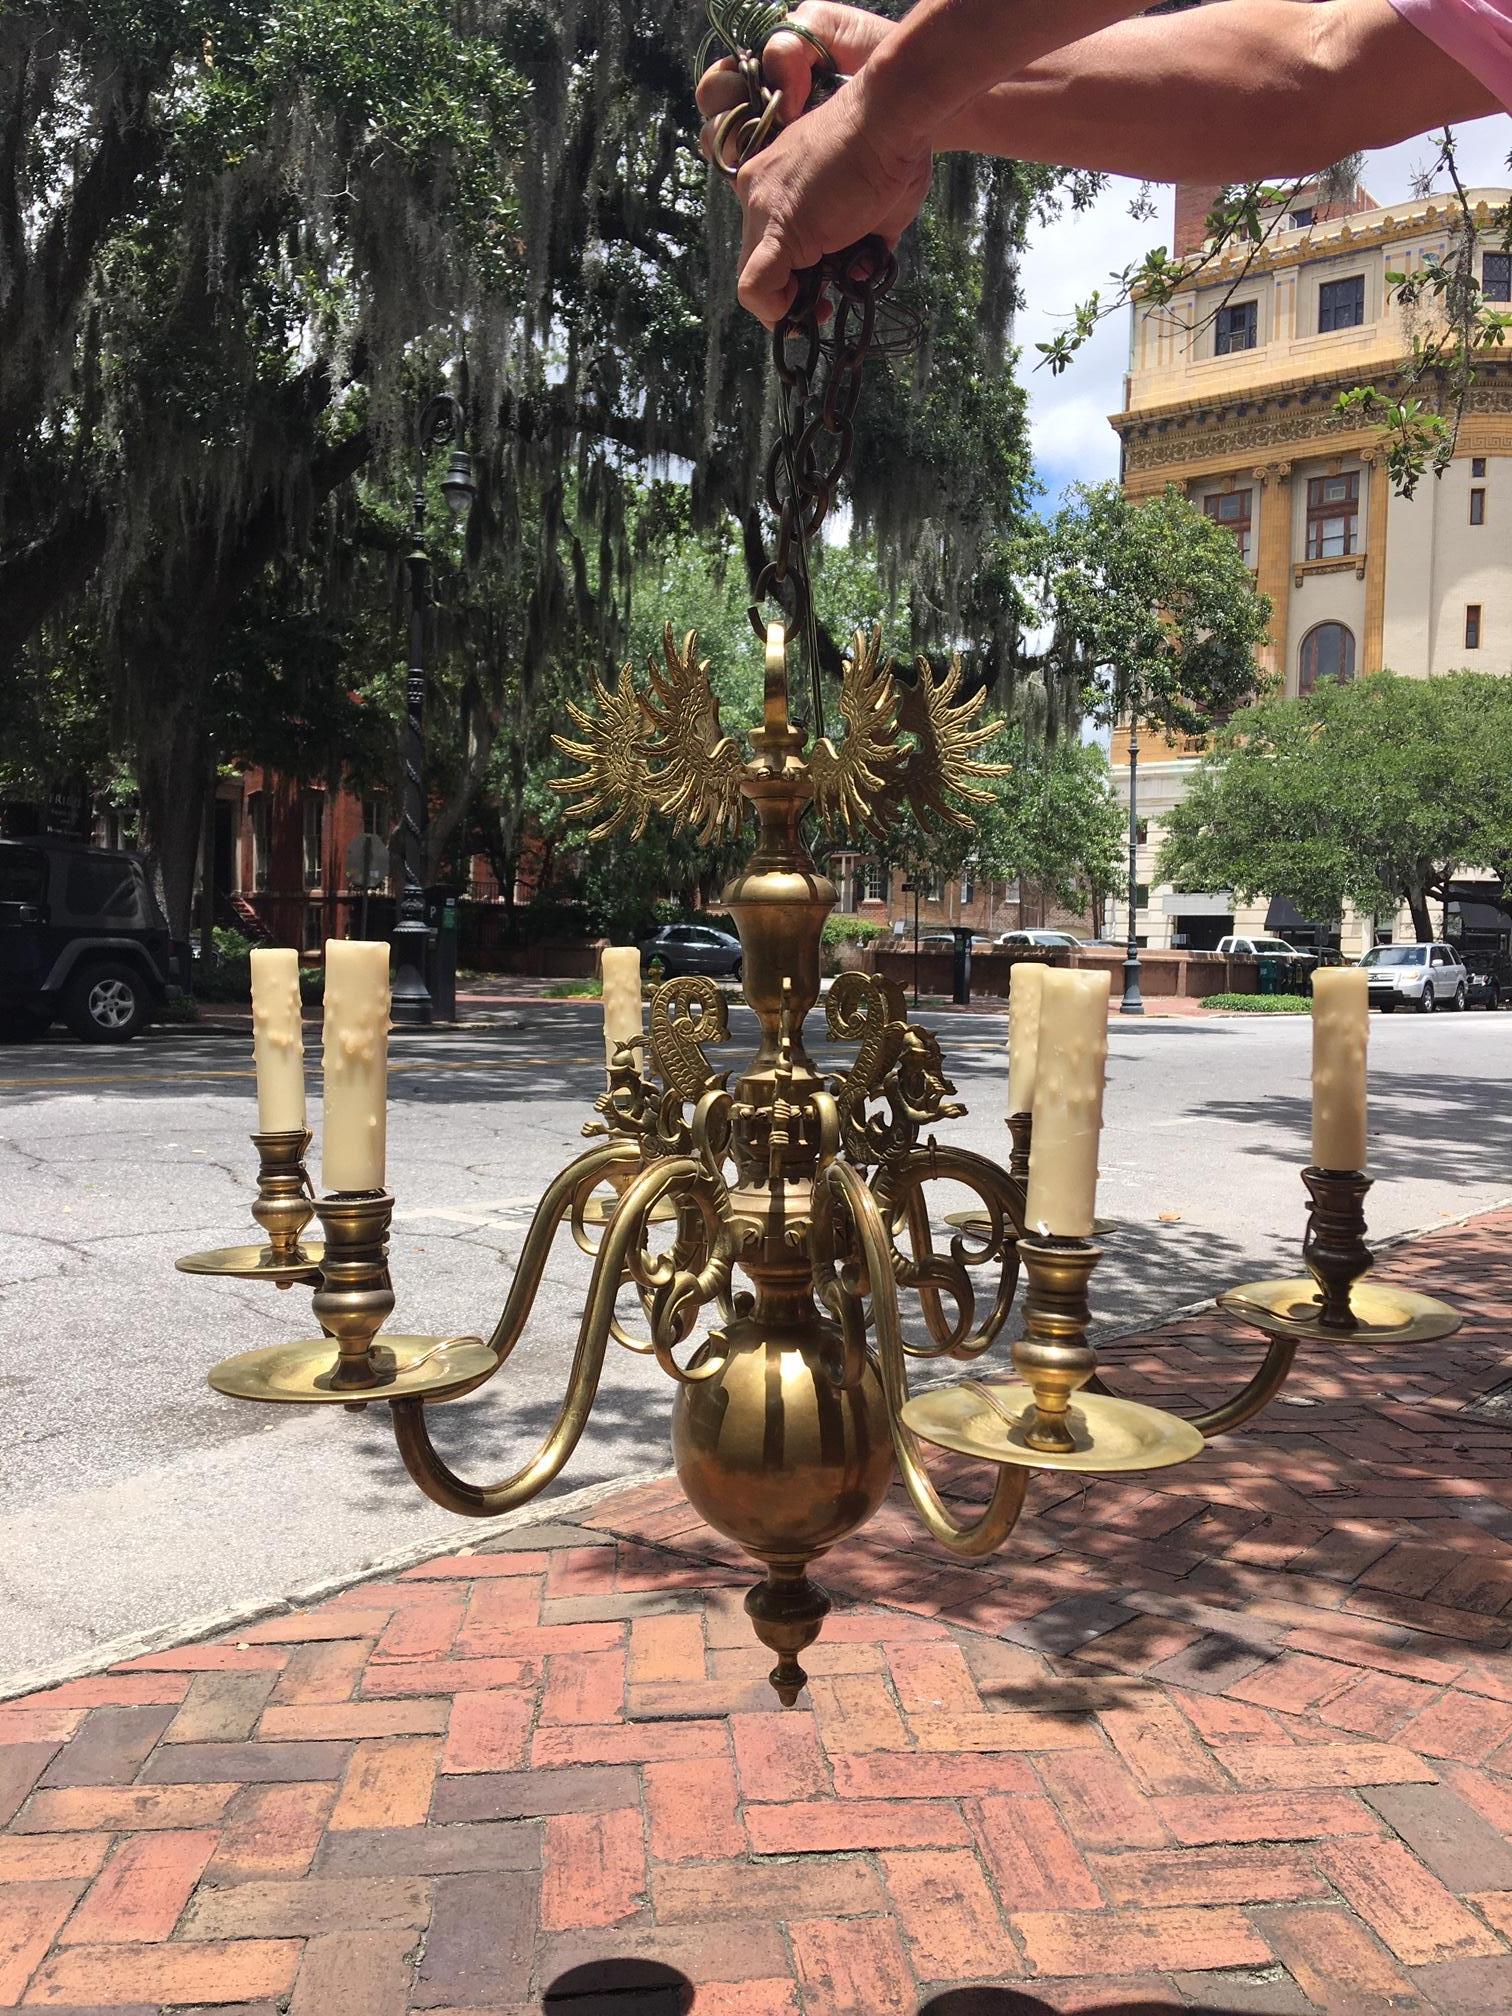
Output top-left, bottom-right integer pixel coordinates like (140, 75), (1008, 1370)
(1018, 113), (1512, 510)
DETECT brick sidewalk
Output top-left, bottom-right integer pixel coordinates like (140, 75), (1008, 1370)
(3, 1214), (1512, 2013)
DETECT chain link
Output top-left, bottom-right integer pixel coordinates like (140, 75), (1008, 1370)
(710, 35), (904, 735)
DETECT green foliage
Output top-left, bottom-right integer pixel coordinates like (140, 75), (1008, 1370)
(822, 915), (888, 947)
(1204, 993), (1313, 1013)
(1030, 483), (1272, 736)
(1157, 671), (1512, 941)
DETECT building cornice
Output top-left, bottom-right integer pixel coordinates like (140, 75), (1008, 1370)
(1114, 360), (1512, 477)
(1136, 192), (1511, 299)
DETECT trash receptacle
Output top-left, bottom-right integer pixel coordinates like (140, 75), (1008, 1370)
(1258, 956), (1279, 996)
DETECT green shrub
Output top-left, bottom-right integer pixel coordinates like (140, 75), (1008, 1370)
(546, 979), (603, 999)
(822, 915), (887, 947)
(1204, 992), (1312, 1013)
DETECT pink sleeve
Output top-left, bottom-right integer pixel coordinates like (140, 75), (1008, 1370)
(1386, 0), (1512, 108)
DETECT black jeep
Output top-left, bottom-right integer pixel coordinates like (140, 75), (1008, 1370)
(0, 837), (177, 1043)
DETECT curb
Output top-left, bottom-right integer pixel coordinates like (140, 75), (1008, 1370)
(0, 1466), (668, 1704)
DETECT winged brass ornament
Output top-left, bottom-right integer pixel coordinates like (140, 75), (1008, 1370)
(895, 653), (1012, 829)
(550, 661), (658, 841)
(806, 626), (903, 838)
(641, 625), (747, 846)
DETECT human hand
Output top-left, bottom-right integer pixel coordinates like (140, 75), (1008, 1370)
(696, 1), (894, 144)
(695, 3), (932, 328)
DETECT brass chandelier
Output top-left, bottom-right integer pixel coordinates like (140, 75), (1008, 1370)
(176, 17), (1461, 1704)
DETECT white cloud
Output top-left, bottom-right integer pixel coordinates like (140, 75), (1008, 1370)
(1015, 113), (1512, 505)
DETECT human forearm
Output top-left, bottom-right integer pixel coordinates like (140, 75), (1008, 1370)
(933, 0), (1498, 181)
(861, 0), (1150, 145)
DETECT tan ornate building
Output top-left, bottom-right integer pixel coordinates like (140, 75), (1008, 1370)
(1110, 178), (1512, 955)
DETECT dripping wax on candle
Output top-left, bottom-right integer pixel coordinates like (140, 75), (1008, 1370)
(1024, 969), (1111, 1240)
(250, 947), (305, 1134)
(1311, 966), (1369, 1172)
(321, 940), (391, 1194)
(1007, 961), (1045, 1116)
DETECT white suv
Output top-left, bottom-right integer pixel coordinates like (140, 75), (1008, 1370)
(1360, 942), (1468, 1013)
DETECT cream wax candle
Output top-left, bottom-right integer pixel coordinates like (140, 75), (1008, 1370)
(321, 940), (391, 1193)
(1024, 969), (1112, 1238)
(602, 945), (644, 1071)
(1007, 961), (1045, 1116)
(1311, 966), (1369, 1171)
(250, 947), (305, 1133)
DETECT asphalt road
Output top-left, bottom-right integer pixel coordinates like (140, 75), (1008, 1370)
(2, 1000), (1509, 1683)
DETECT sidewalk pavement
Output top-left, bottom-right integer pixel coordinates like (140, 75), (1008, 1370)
(3, 1213), (1511, 2013)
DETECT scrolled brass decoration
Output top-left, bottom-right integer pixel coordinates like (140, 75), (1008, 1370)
(896, 652), (1014, 829)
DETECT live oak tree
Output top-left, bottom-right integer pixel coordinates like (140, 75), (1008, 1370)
(1028, 482), (1273, 739)
(1156, 671), (1512, 942)
(4, 0), (1102, 935)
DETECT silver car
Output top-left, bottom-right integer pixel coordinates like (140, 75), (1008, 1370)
(1360, 942), (1468, 1013)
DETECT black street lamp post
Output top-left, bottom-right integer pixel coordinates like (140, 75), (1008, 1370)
(390, 394), (475, 1028)
(1120, 718), (1145, 1016)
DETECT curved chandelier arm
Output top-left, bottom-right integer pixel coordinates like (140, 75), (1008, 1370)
(814, 1161), (1028, 1557)
(1188, 1337), (1299, 1439)
(875, 1145), (1026, 1361)
(390, 1157), (719, 1518)
(490, 1140), (640, 1361)
(1084, 1333), (1297, 1439)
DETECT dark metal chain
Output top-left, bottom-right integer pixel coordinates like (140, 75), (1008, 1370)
(709, 37), (906, 739)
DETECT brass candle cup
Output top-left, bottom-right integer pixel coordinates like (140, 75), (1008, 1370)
(1219, 1164), (1462, 1346)
(1007, 1109), (1032, 1185)
(207, 1188), (495, 1406)
(175, 1128), (323, 1286)
(251, 1128), (319, 1269)
(902, 1234), (1204, 1475)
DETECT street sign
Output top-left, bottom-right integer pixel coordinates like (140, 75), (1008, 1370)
(345, 833), (390, 890)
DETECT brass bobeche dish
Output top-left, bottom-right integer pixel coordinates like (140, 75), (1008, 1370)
(188, 625), (1442, 1701)
(175, 1128), (324, 1287)
(1220, 1165), (1461, 1348)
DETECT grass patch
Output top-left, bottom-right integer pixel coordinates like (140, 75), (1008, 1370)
(1204, 992), (1312, 1013)
(545, 979), (603, 999)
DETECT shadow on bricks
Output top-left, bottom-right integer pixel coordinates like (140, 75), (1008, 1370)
(544, 1954), (694, 2009)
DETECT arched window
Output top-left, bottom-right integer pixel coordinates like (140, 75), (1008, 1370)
(1299, 622), (1356, 695)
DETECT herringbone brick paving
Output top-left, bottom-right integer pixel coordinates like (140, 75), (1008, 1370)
(4, 1211), (1512, 2012)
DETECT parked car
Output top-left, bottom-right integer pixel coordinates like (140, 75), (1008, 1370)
(920, 931), (996, 952)
(1215, 934), (1316, 962)
(0, 837), (178, 1043)
(1463, 948), (1511, 1010)
(1360, 942), (1469, 1013)
(995, 929), (1084, 950)
(639, 923), (743, 981)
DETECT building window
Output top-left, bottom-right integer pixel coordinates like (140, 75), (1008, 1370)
(302, 790), (325, 890)
(1318, 275), (1365, 332)
(1484, 253), (1512, 302)
(1299, 622), (1357, 695)
(1135, 884), (1150, 909)
(248, 792), (270, 892)
(864, 860), (886, 903)
(1471, 487), (1487, 525)
(925, 870), (946, 902)
(1287, 207), (1315, 230)
(1203, 488), (1253, 565)
(1305, 472), (1360, 558)
(1134, 819), (1149, 847)
(1473, 456), (1488, 478)
(960, 862), (976, 906)
(1466, 604), (1482, 650)
(1215, 301), (1257, 354)
(361, 793), (388, 839)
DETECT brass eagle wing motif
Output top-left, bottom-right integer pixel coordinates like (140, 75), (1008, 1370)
(550, 660), (658, 841)
(806, 626), (903, 838)
(641, 624), (747, 846)
(895, 653), (1012, 829)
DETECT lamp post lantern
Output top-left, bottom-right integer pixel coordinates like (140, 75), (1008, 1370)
(390, 394), (475, 1028)
(1120, 717), (1145, 1017)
